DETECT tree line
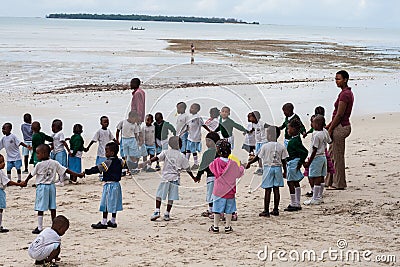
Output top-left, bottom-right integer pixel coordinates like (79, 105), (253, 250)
(46, 13), (259, 25)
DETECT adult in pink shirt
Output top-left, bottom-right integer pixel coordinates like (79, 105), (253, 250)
(130, 78), (145, 123)
(325, 70), (354, 190)
(208, 140), (244, 234)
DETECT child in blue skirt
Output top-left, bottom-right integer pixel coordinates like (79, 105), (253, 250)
(68, 124), (84, 182)
(84, 142), (126, 229)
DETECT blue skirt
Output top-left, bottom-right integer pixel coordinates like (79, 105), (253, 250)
(0, 189), (6, 209)
(68, 155), (82, 173)
(99, 182), (123, 213)
(286, 158), (304, 182)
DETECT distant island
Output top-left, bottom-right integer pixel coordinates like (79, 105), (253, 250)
(46, 13), (259, 25)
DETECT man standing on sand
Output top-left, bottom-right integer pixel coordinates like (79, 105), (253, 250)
(130, 78), (145, 124)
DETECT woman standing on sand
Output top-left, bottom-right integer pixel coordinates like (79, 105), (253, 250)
(325, 70), (354, 190)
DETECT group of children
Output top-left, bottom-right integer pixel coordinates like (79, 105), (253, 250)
(0, 100), (334, 266)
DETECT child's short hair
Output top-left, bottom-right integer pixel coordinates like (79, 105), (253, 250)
(130, 78), (141, 89)
(252, 111), (261, 121)
(37, 144), (51, 156)
(106, 142), (119, 156)
(288, 119), (301, 133)
(168, 136), (181, 150)
(73, 124), (83, 134)
(52, 215), (70, 229)
(177, 102), (187, 110)
(313, 115), (325, 128)
(266, 126), (280, 142)
(52, 119), (62, 129)
(155, 112), (163, 120)
(337, 70), (349, 80)
(282, 103), (294, 111)
(314, 106), (325, 116)
(221, 106), (230, 112)
(100, 115), (108, 122)
(3, 122), (12, 130)
(206, 132), (220, 144)
(209, 107), (220, 118)
(128, 111), (139, 119)
(146, 113), (154, 120)
(216, 139), (231, 158)
(191, 103), (201, 112)
(23, 113), (32, 123)
(0, 154), (4, 162)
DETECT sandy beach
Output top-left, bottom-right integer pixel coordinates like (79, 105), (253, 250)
(0, 36), (399, 266)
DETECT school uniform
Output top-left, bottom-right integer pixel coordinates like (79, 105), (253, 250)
(187, 114), (204, 153)
(257, 142), (288, 188)
(92, 128), (114, 165)
(0, 133), (23, 171)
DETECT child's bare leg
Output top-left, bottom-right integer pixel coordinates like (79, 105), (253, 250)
(264, 188), (272, 212)
(273, 187), (280, 211)
(258, 159), (263, 169)
(17, 169), (22, 182)
(50, 209), (56, 221)
(111, 213), (117, 224)
(46, 245), (61, 263)
(155, 198), (162, 209)
(102, 212), (108, 225)
(24, 155), (29, 172)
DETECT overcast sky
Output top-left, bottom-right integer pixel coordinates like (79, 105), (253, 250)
(1, 0), (399, 28)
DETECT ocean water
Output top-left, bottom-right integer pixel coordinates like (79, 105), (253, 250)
(1, 17), (399, 92)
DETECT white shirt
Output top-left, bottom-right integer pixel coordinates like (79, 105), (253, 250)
(0, 169), (10, 190)
(243, 123), (256, 146)
(158, 149), (190, 182)
(257, 142), (289, 166)
(253, 120), (267, 143)
(28, 228), (61, 261)
(187, 114), (204, 142)
(31, 159), (67, 184)
(142, 125), (155, 146)
(310, 129), (332, 157)
(52, 131), (65, 153)
(0, 133), (21, 161)
(176, 113), (190, 136)
(92, 128), (114, 157)
(116, 120), (140, 138)
(205, 117), (219, 132)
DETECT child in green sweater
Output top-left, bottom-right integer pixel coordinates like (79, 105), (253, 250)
(68, 124), (84, 182)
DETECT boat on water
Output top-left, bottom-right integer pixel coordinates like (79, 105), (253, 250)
(130, 26), (145, 30)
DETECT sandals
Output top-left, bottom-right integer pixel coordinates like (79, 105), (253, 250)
(305, 191), (313, 197)
(209, 225), (219, 233)
(224, 226), (233, 234)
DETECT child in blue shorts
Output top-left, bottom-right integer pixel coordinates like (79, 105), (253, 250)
(51, 119), (71, 186)
(24, 144), (83, 234)
(186, 103), (211, 169)
(21, 113), (33, 173)
(0, 154), (25, 233)
(68, 124), (84, 182)
(176, 102), (190, 154)
(85, 142), (126, 229)
(0, 122), (31, 182)
(283, 119), (308, 212)
(142, 114), (156, 172)
(195, 132), (220, 218)
(145, 137), (195, 221)
(303, 115), (332, 205)
(247, 126), (288, 216)
(209, 140), (244, 234)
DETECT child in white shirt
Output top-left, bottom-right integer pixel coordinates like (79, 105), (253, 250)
(51, 119), (71, 186)
(176, 102), (190, 154)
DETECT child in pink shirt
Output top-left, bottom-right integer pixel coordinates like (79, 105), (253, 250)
(209, 140), (244, 234)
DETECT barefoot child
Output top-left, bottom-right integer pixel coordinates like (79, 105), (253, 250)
(195, 132), (220, 217)
(24, 144), (83, 234)
(85, 142), (126, 229)
(28, 215), (69, 266)
(68, 124), (84, 182)
(303, 115), (332, 205)
(146, 136), (195, 221)
(209, 140), (244, 234)
(0, 123), (31, 182)
(21, 113), (33, 173)
(246, 127), (288, 217)
(283, 120), (308, 212)
(0, 154), (25, 233)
